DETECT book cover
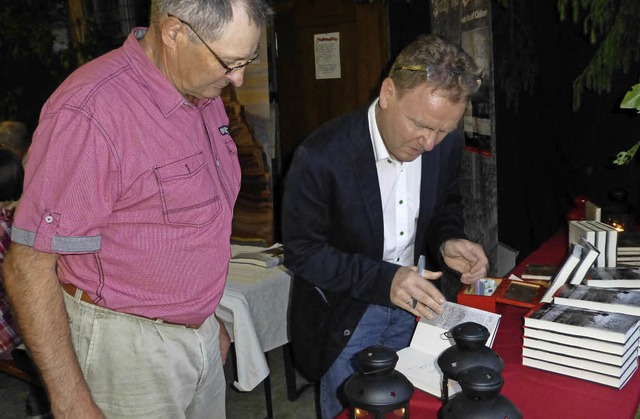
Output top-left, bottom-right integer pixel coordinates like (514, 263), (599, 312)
(521, 264), (557, 281)
(524, 325), (640, 356)
(540, 243), (583, 303)
(395, 302), (501, 399)
(522, 356), (638, 389)
(553, 284), (640, 317)
(230, 244), (284, 268)
(568, 238), (600, 285)
(523, 303), (640, 344)
(522, 336), (638, 366)
(584, 267), (640, 288)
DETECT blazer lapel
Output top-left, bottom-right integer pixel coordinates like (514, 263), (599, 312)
(350, 111), (385, 257)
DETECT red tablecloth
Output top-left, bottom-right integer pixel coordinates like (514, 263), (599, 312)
(339, 228), (640, 418)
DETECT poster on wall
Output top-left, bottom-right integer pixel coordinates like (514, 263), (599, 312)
(431, 0), (493, 157)
(314, 32), (341, 79)
(234, 29), (274, 162)
(460, 1), (492, 157)
(430, 0), (498, 274)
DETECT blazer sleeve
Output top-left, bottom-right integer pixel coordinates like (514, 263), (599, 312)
(282, 139), (398, 307)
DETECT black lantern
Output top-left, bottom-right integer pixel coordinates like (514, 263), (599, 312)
(436, 322), (504, 404)
(343, 345), (414, 418)
(438, 366), (522, 418)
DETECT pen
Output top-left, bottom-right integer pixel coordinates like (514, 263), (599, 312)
(414, 255), (426, 309)
(417, 254), (426, 276)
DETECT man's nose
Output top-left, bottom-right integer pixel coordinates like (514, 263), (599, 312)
(226, 67), (246, 87)
(419, 132), (437, 152)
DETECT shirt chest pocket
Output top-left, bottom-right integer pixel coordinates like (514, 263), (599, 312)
(154, 153), (221, 227)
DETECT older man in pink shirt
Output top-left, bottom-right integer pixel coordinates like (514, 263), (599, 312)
(3, 1), (271, 418)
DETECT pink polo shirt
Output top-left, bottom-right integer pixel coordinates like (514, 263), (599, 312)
(12, 29), (241, 325)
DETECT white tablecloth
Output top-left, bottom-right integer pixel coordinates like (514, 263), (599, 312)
(215, 245), (291, 391)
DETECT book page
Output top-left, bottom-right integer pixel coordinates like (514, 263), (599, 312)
(417, 301), (502, 346)
(397, 301), (500, 398)
(395, 346), (461, 398)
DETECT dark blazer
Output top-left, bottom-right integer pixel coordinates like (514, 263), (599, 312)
(282, 104), (467, 381)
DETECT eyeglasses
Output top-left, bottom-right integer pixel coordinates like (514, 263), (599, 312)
(399, 64), (482, 93)
(168, 14), (259, 75)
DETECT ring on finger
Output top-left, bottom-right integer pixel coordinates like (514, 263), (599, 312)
(407, 297), (417, 309)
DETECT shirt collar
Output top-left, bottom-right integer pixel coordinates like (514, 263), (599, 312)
(123, 28), (213, 117)
(368, 99), (393, 163)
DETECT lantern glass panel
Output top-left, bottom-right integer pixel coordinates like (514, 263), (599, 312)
(351, 406), (408, 418)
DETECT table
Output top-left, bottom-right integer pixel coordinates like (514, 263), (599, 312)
(215, 246), (291, 419)
(215, 247), (291, 392)
(339, 228), (640, 418)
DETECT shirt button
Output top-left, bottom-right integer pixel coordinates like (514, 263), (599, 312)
(399, 200), (404, 205)
(45, 215), (53, 223)
(343, 329), (351, 337)
(400, 231), (405, 236)
(387, 159), (392, 164)
(396, 257), (400, 262)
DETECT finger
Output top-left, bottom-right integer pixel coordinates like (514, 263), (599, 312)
(470, 262), (489, 278)
(460, 274), (481, 285)
(419, 270), (443, 280)
(414, 297), (444, 319)
(411, 285), (445, 315)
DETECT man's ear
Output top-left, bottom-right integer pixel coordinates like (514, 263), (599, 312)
(160, 15), (182, 49)
(378, 77), (396, 110)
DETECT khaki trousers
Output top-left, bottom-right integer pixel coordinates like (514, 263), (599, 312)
(63, 290), (226, 419)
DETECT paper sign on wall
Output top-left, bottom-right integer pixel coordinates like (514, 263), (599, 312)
(314, 32), (341, 79)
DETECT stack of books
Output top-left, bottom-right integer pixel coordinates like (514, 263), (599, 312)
(521, 238), (640, 388)
(568, 220), (618, 267)
(617, 232), (640, 267)
(523, 303), (640, 388)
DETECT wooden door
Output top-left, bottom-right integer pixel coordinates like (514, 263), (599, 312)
(273, 0), (389, 170)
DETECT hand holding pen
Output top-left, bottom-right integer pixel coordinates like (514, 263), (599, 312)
(389, 254), (445, 319)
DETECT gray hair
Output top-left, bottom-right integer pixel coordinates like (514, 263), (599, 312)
(151, 0), (272, 42)
(389, 34), (481, 102)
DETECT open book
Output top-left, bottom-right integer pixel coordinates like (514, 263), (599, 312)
(395, 302), (501, 399)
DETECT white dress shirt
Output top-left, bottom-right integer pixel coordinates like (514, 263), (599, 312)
(367, 100), (422, 267)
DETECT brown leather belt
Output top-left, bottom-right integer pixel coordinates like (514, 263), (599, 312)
(61, 283), (96, 305)
(60, 283), (200, 329)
